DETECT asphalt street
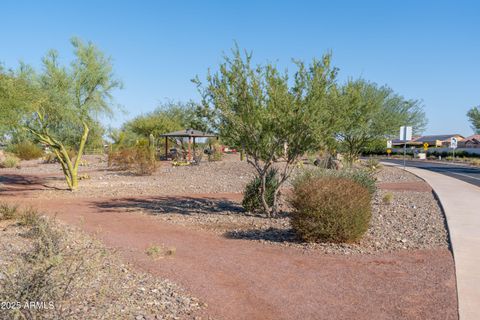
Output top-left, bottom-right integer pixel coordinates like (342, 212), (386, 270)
(381, 158), (480, 188)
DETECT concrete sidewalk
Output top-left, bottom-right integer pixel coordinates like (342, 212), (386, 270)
(383, 162), (480, 319)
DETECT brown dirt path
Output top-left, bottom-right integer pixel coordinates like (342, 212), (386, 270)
(0, 192), (458, 320)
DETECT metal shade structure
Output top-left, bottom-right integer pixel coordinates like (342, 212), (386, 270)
(159, 129), (218, 161)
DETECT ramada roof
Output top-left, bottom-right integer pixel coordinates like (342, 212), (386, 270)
(159, 129), (218, 138)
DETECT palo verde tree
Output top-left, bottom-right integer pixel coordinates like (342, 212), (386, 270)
(467, 106), (480, 134)
(0, 38), (121, 190)
(333, 79), (426, 164)
(194, 47), (337, 216)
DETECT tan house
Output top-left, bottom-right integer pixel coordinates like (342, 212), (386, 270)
(413, 134), (465, 147)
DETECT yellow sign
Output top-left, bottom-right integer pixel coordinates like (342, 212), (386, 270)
(423, 142), (429, 151)
(386, 149), (392, 154)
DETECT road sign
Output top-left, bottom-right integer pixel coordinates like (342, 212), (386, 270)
(451, 137), (458, 149)
(387, 140), (392, 149)
(399, 126), (413, 169)
(399, 126), (412, 141)
(386, 148), (392, 154)
(423, 142), (429, 151)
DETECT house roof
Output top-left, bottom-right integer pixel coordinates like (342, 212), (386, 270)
(159, 129), (218, 138)
(413, 134), (464, 142)
(464, 134), (480, 142)
(391, 139), (422, 145)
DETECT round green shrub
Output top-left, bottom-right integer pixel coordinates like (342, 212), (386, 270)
(290, 176), (371, 243)
(242, 168), (279, 214)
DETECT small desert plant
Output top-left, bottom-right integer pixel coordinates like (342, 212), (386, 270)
(0, 203), (19, 220)
(242, 168), (279, 214)
(0, 154), (20, 168)
(365, 157), (382, 172)
(146, 244), (176, 259)
(135, 144), (157, 175)
(9, 141), (44, 160)
(382, 192), (393, 205)
(290, 176), (372, 243)
(18, 207), (42, 227)
(207, 143), (223, 161)
(146, 244), (162, 258)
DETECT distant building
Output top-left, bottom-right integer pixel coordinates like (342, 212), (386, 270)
(459, 134), (480, 148)
(413, 134), (464, 147)
(391, 138), (422, 147)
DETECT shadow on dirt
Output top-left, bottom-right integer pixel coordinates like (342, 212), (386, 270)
(0, 174), (66, 193)
(224, 227), (299, 243)
(94, 196), (245, 216)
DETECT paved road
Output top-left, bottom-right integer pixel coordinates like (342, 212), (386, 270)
(381, 159), (480, 187)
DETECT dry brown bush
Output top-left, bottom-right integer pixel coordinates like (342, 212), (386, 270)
(290, 177), (372, 243)
(0, 208), (103, 320)
(108, 145), (156, 175)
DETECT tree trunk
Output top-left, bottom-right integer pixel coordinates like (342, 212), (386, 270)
(68, 122), (89, 191)
(259, 172), (272, 217)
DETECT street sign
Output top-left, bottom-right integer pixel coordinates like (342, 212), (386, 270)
(387, 140), (392, 149)
(386, 148), (392, 154)
(399, 126), (412, 141)
(451, 137), (458, 149)
(399, 126), (413, 169)
(423, 142), (429, 151)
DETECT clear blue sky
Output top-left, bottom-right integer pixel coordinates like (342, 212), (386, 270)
(1, 0), (479, 136)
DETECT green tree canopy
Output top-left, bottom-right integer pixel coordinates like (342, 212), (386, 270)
(122, 100), (212, 141)
(195, 46), (337, 216)
(467, 106), (480, 134)
(332, 79), (427, 163)
(0, 38), (121, 190)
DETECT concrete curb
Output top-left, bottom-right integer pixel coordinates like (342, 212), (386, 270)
(381, 161), (480, 319)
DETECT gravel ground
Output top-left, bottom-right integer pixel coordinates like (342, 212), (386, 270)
(0, 157), (450, 255)
(126, 165), (449, 255)
(374, 165), (423, 183)
(0, 215), (203, 319)
(0, 154), (256, 199)
(144, 188), (449, 255)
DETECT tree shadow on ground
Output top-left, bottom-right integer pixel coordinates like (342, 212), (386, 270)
(224, 227), (300, 244)
(0, 174), (66, 193)
(94, 196), (246, 216)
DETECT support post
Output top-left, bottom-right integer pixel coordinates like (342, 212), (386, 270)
(193, 137), (196, 159)
(188, 137), (192, 161)
(165, 137), (168, 160)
